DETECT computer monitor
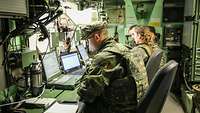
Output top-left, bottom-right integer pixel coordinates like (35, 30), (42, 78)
(42, 51), (60, 80)
(76, 44), (89, 62)
(60, 52), (81, 72)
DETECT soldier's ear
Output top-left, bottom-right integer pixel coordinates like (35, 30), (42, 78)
(94, 33), (101, 41)
(138, 34), (143, 39)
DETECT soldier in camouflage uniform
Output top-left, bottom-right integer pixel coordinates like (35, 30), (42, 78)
(128, 25), (153, 65)
(76, 22), (142, 113)
(128, 25), (150, 100)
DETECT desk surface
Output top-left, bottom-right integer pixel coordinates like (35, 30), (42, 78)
(56, 89), (78, 102)
(23, 89), (78, 113)
(41, 89), (63, 98)
(24, 108), (44, 113)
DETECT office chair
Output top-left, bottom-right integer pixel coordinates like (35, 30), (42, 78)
(137, 60), (178, 113)
(146, 49), (163, 84)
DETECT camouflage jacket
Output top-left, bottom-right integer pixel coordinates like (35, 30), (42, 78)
(129, 44), (150, 100)
(131, 44), (153, 65)
(76, 38), (138, 113)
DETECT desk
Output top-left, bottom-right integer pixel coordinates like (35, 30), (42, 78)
(22, 89), (78, 113)
(41, 89), (64, 98)
(24, 108), (44, 113)
(57, 89), (78, 102)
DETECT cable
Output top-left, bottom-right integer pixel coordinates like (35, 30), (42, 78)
(36, 84), (46, 98)
(182, 58), (194, 91)
(53, 0), (61, 13)
(38, 23), (50, 41)
(0, 84), (45, 108)
(71, 25), (78, 40)
(39, 36), (50, 61)
(0, 33), (11, 46)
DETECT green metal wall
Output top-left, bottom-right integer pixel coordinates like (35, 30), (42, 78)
(105, 0), (164, 46)
(0, 20), (7, 90)
(0, 46), (6, 90)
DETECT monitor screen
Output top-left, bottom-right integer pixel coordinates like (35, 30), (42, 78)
(42, 51), (60, 80)
(61, 52), (81, 71)
(77, 44), (89, 61)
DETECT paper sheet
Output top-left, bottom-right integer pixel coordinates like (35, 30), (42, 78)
(44, 102), (78, 113)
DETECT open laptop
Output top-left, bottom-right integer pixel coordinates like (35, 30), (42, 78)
(42, 51), (83, 90)
(76, 44), (90, 64)
(60, 52), (85, 75)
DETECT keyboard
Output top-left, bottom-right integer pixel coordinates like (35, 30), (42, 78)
(69, 68), (85, 75)
(25, 97), (56, 109)
(54, 75), (73, 84)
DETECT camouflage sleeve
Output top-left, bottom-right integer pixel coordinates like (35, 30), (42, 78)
(77, 51), (123, 103)
(130, 48), (149, 100)
(131, 47), (149, 63)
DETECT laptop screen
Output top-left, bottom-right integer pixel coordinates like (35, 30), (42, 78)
(61, 52), (81, 72)
(76, 44), (89, 61)
(42, 51), (60, 80)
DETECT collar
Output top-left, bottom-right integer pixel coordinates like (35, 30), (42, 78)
(97, 38), (115, 52)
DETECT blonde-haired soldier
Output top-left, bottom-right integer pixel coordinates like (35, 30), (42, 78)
(128, 25), (153, 64)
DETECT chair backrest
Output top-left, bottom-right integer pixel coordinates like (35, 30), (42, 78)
(137, 60), (178, 113)
(146, 49), (163, 84)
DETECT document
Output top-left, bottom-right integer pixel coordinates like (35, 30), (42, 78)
(44, 102), (78, 113)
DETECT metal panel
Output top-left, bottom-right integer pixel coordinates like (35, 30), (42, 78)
(182, 22), (194, 48)
(193, 48), (200, 81)
(0, 0), (28, 17)
(197, 21), (200, 50)
(193, 22), (200, 81)
(0, 20), (6, 90)
(184, 0), (196, 17)
(148, 0), (163, 27)
(124, 0), (138, 24)
(0, 46), (6, 90)
(199, 0), (200, 18)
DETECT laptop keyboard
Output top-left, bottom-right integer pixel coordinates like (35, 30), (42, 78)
(70, 68), (85, 75)
(25, 97), (56, 109)
(55, 75), (73, 84)
(51, 68), (85, 90)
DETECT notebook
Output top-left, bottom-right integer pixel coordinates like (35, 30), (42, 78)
(76, 44), (90, 64)
(42, 51), (83, 90)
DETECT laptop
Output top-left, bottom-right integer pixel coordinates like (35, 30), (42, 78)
(76, 44), (90, 64)
(42, 51), (83, 90)
(60, 52), (83, 73)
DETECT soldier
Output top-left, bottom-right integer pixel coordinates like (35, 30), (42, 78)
(128, 25), (153, 64)
(128, 25), (150, 99)
(76, 22), (139, 113)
